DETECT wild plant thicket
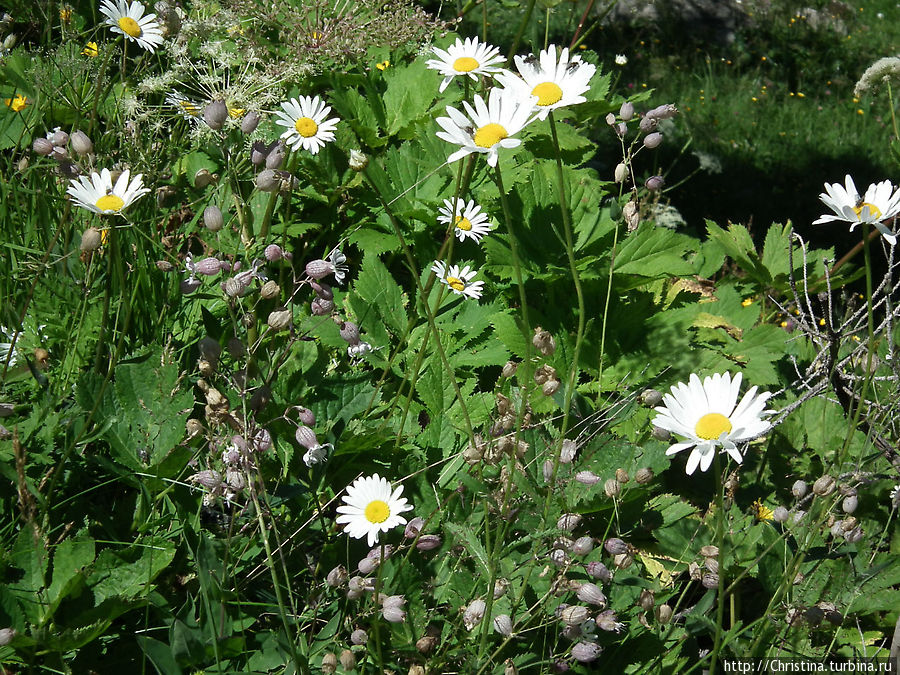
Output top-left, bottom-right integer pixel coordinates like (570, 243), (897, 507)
(1, 0), (900, 673)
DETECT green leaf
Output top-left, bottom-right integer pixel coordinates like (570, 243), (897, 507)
(86, 537), (176, 603)
(383, 60), (437, 137)
(137, 635), (184, 675)
(614, 223), (696, 279)
(444, 522), (490, 579)
(46, 536), (95, 614)
(352, 252), (409, 336)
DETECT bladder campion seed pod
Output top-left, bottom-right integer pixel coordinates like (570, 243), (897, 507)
(267, 308), (292, 331)
(80, 227), (102, 252)
(203, 100), (228, 129)
(241, 111), (260, 133)
(203, 205), (224, 231)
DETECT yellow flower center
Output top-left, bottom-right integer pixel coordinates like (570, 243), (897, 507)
(446, 276), (465, 292)
(455, 216), (472, 231)
(376, 60), (390, 71)
(453, 56), (480, 72)
(364, 499), (390, 524)
(95, 195), (124, 212)
(228, 107), (245, 119)
(5, 95), (28, 112)
(473, 123), (508, 149)
(694, 413), (732, 440)
(118, 16), (142, 38)
(180, 101), (200, 116)
(532, 81), (563, 106)
(853, 201), (882, 220)
(82, 42), (99, 57)
(295, 117), (318, 138)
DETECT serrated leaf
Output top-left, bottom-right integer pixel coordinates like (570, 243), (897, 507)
(692, 312), (743, 340)
(383, 60), (437, 136)
(86, 537), (176, 603)
(444, 522), (490, 579)
(614, 223), (696, 278)
(353, 252), (408, 336)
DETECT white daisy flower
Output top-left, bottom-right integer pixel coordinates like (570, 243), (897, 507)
(813, 174), (900, 244)
(496, 45), (597, 120)
(335, 474), (413, 546)
(438, 198), (492, 243)
(431, 260), (484, 300)
(435, 87), (534, 167)
(67, 168), (150, 215)
(425, 36), (506, 93)
(273, 96), (339, 155)
(652, 372), (773, 475)
(99, 0), (164, 53)
(165, 91), (203, 123)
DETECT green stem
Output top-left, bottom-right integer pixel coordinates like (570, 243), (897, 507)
(506, 0), (536, 64)
(708, 454), (728, 674)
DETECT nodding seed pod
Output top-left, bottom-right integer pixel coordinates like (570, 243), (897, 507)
(194, 168), (215, 189)
(80, 227), (102, 252)
(350, 628), (367, 645)
(267, 308), (292, 331)
(635, 467), (654, 484)
(240, 110), (260, 133)
(791, 480), (808, 498)
(203, 100), (228, 129)
(49, 129), (69, 147)
(32, 137), (53, 155)
(203, 205), (224, 231)
(619, 101), (634, 120)
(339, 321), (361, 345)
(255, 169), (280, 192)
(643, 132), (663, 149)
(70, 130), (93, 156)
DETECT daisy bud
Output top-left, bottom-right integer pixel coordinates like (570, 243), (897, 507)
(604, 538), (628, 555)
(493, 614), (513, 636)
(586, 561), (611, 582)
(250, 140), (268, 166)
(339, 650), (356, 671)
(614, 162), (628, 183)
(259, 280), (280, 300)
(203, 205), (224, 231)
(576, 582), (607, 607)
(350, 628), (367, 645)
(619, 101), (634, 120)
(702, 572), (719, 589)
(416, 636), (437, 654)
(655, 604), (673, 624)
(463, 599), (486, 630)
(813, 475), (836, 496)
(700, 545), (719, 558)
(349, 149), (369, 171)
(267, 308), (292, 332)
(635, 467), (654, 484)
(643, 132), (663, 148)
(571, 641), (601, 663)
(639, 116), (657, 133)
(532, 326), (556, 355)
(256, 169), (280, 192)
(404, 516), (425, 538)
(32, 137), (53, 155)
(575, 470), (601, 485)
(70, 130), (93, 156)
(650, 425), (670, 441)
(542, 379), (560, 396)
(339, 321), (360, 345)
(560, 605), (590, 625)
(321, 653), (337, 674)
(792, 480), (808, 498)
(50, 129), (69, 146)
(241, 110), (261, 133)
(645, 175), (665, 192)
(842, 495), (858, 514)
(557, 513), (582, 531)
(265, 142), (286, 169)
(203, 100), (228, 130)
(80, 227), (102, 252)
(416, 534), (442, 551)
(501, 360), (518, 378)
(638, 589), (655, 611)
(194, 168), (215, 189)
(311, 298), (333, 315)
(0, 628), (16, 646)
(604, 478), (621, 498)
